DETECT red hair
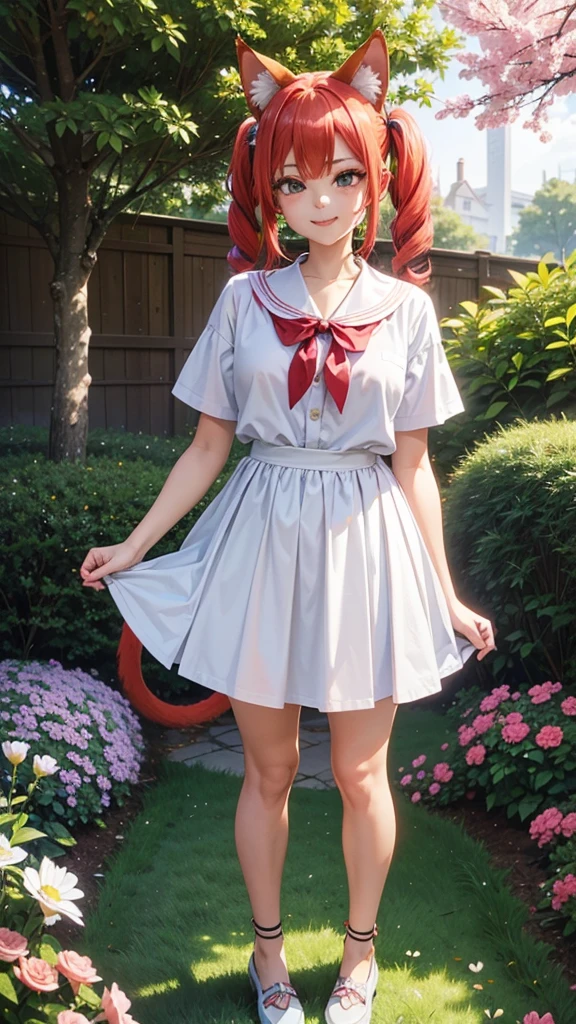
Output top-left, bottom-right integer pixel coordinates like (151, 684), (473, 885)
(226, 71), (433, 285)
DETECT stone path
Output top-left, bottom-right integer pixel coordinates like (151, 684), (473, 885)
(167, 706), (335, 789)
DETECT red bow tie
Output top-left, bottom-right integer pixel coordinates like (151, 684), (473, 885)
(253, 293), (382, 413)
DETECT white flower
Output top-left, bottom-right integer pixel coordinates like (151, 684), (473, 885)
(2, 741), (29, 766)
(33, 754), (59, 778)
(23, 857), (84, 927)
(0, 834), (27, 868)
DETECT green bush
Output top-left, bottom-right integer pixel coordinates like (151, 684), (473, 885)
(0, 427), (251, 690)
(444, 418), (576, 687)
(430, 251), (576, 479)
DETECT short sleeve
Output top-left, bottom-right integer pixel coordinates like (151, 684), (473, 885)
(171, 277), (239, 421)
(393, 291), (465, 431)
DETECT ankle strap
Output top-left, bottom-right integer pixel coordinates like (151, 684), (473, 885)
(344, 919), (378, 941)
(251, 917), (283, 939)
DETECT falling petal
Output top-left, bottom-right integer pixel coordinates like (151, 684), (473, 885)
(473, 983), (484, 990)
(469, 961), (484, 972)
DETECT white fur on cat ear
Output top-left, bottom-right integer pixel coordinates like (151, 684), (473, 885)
(249, 70), (282, 111)
(350, 63), (382, 105)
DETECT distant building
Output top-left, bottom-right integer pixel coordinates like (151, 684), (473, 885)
(443, 127), (533, 253)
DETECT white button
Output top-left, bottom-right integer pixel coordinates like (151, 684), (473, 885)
(309, 408), (320, 421)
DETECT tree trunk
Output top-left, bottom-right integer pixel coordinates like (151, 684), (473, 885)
(48, 171), (97, 463)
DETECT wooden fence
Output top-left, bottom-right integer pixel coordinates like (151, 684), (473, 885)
(0, 210), (539, 435)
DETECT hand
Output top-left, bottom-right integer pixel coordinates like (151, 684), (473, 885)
(447, 598), (496, 662)
(79, 541), (144, 592)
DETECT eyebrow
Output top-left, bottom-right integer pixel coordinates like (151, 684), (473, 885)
(281, 158), (360, 171)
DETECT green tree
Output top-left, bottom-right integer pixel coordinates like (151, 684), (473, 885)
(0, 1), (461, 462)
(511, 179), (576, 261)
(377, 194), (488, 251)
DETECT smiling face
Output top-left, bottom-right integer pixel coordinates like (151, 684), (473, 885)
(271, 133), (371, 246)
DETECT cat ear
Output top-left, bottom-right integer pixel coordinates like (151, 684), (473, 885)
(236, 35), (297, 120)
(329, 28), (389, 112)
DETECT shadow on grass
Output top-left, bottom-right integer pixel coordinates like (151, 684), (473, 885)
(81, 759), (573, 1024)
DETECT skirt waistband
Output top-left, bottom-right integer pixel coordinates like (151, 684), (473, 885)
(249, 439), (378, 470)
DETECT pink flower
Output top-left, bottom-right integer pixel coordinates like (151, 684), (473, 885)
(465, 743), (486, 766)
(428, 782), (441, 795)
(472, 713), (495, 734)
(551, 873), (576, 911)
(479, 685), (510, 712)
(502, 721), (531, 743)
(13, 955), (59, 992)
(535, 725), (563, 749)
(0, 927), (28, 963)
(529, 807), (564, 847)
(412, 754), (427, 768)
(458, 725), (477, 746)
(440, 742), (449, 750)
(433, 762), (454, 783)
(461, 707), (474, 718)
(95, 982), (139, 1024)
(58, 1013), (92, 1024)
(57, 950), (102, 995)
(511, 691), (521, 701)
(416, 770), (426, 780)
(400, 774), (413, 786)
(523, 1013), (556, 1024)
(561, 696), (576, 716)
(411, 791), (421, 803)
(505, 711), (524, 724)
(561, 812), (576, 838)
(528, 684), (553, 704)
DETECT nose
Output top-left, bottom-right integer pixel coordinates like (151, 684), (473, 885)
(314, 193), (330, 209)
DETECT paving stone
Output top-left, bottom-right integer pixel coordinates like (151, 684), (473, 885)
(212, 728), (243, 747)
(208, 724), (241, 737)
(297, 744), (332, 776)
(168, 741), (221, 762)
(192, 749), (245, 775)
(299, 728), (330, 745)
(300, 709), (329, 726)
(293, 777), (330, 790)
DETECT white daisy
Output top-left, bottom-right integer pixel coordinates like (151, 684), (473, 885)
(23, 857), (84, 927)
(33, 754), (59, 778)
(2, 741), (29, 766)
(0, 834), (27, 868)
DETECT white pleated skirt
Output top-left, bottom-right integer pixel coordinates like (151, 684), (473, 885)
(103, 440), (476, 711)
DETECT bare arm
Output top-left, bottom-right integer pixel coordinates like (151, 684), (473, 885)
(391, 427), (496, 660)
(80, 412), (237, 589)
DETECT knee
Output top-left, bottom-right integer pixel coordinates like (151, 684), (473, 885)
(246, 757), (299, 804)
(331, 758), (386, 808)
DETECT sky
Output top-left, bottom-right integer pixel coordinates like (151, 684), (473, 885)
(402, 17), (576, 200)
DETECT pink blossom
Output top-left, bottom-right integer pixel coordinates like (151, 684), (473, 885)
(416, 770), (426, 780)
(412, 754), (427, 768)
(95, 982), (139, 1024)
(523, 1013), (556, 1024)
(561, 812), (576, 838)
(479, 685), (510, 712)
(400, 774), (412, 786)
(429, 782), (441, 795)
(13, 955), (59, 992)
(551, 873), (576, 911)
(411, 791), (421, 803)
(511, 691), (521, 701)
(529, 807), (564, 847)
(505, 711), (524, 725)
(0, 927), (28, 963)
(528, 684), (553, 705)
(58, 1014), (92, 1024)
(440, 742), (449, 750)
(433, 762), (454, 783)
(465, 743), (486, 766)
(461, 707), (474, 718)
(535, 725), (563, 749)
(472, 713), (495, 734)
(501, 721), (531, 743)
(458, 725), (477, 746)
(57, 950), (102, 995)
(561, 696), (576, 716)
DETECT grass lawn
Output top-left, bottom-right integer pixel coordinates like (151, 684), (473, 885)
(81, 706), (573, 1024)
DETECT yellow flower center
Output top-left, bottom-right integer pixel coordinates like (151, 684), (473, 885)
(41, 884), (61, 902)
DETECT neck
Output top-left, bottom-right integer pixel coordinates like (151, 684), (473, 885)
(300, 231), (359, 281)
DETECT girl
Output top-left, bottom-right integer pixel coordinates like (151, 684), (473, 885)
(81, 28), (496, 1024)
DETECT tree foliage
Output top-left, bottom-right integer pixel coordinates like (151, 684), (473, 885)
(511, 179), (576, 261)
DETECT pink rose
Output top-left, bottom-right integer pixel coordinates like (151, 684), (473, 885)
(535, 725), (563, 749)
(95, 982), (138, 1024)
(465, 743), (486, 766)
(428, 782), (441, 795)
(411, 791), (421, 803)
(502, 721), (531, 743)
(412, 754), (426, 768)
(561, 696), (576, 716)
(57, 950), (102, 995)
(58, 1013), (92, 1024)
(0, 927), (28, 963)
(13, 955), (59, 992)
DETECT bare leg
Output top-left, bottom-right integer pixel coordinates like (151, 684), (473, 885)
(230, 697), (302, 1008)
(328, 695), (399, 985)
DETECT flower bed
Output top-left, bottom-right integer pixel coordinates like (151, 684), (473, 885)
(0, 659), (144, 827)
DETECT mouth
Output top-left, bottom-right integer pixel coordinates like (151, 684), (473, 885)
(311, 216), (337, 226)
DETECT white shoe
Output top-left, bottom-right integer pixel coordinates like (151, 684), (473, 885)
(324, 921), (379, 1024)
(248, 918), (305, 1024)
